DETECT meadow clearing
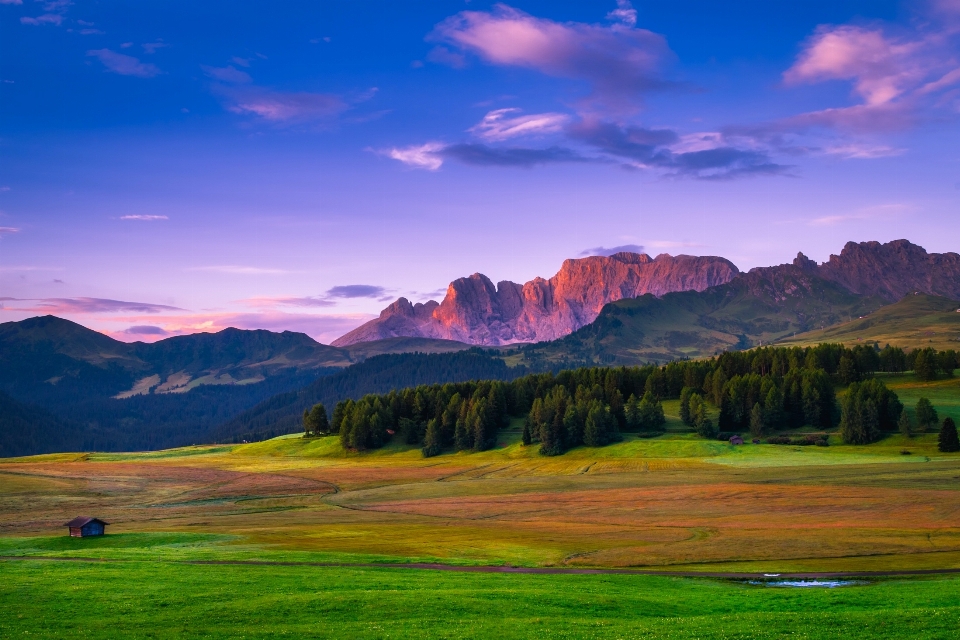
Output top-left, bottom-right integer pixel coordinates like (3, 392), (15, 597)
(2, 374), (959, 637)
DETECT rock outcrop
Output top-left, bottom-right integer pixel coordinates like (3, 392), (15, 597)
(813, 239), (960, 301)
(332, 252), (740, 346)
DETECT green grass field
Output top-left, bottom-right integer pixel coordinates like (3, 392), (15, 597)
(2, 372), (959, 637)
(3, 558), (960, 639)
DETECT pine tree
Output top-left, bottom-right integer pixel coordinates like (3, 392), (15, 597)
(521, 419), (531, 446)
(915, 397), (938, 430)
(624, 394), (641, 431)
(838, 355), (859, 385)
(679, 387), (693, 425)
(939, 417), (960, 452)
(637, 391), (665, 432)
(421, 418), (442, 458)
(898, 410), (913, 438)
(748, 402), (765, 438)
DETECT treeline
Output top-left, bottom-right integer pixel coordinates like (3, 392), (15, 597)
(213, 350), (528, 443)
(310, 343), (939, 457)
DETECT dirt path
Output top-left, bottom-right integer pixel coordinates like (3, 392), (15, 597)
(4, 555), (960, 579)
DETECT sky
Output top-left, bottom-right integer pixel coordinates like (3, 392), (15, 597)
(1, 0), (959, 344)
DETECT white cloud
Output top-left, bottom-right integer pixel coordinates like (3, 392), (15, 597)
(187, 265), (292, 275)
(469, 108), (570, 141)
(119, 214), (168, 221)
(386, 142), (446, 170)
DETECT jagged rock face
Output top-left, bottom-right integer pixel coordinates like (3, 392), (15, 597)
(332, 252), (740, 346)
(814, 240), (960, 301)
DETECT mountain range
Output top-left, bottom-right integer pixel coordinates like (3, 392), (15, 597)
(333, 240), (960, 348)
(2, 238), (959, 456)
(333, 252), (739, 346)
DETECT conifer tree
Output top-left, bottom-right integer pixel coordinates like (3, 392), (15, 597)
(898, 410), (913, 438)
(637, 391), (665, 432)
(421, 418), (442, 457)
(748, 402), (765, 438)
(939, 417), (960, 452)
(521, 419), (531, 446)
(679, 387), (693, 426)
(916, 397), (938, 430)
(624, 394), (641, 431)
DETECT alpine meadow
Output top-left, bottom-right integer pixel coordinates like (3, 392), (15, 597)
(3, 1), (960, 638)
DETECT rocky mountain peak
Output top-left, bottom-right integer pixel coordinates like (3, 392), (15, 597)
(332, 252), (740, 347)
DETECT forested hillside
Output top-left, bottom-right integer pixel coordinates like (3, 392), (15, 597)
(211, 349), (529, 443)
(312, 344), (959, 458)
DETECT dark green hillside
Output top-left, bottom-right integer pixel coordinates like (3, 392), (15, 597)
(211, 349), (527, 443)
(777, 293), (960, 350)
(0, 391), (85, 457)
(517, 264), (884, 366)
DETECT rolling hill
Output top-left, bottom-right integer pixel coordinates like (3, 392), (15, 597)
(775, 293), (960, 350)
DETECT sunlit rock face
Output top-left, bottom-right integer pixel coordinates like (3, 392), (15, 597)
(813, 240), (960, 302)
(332, 252), (740, 346)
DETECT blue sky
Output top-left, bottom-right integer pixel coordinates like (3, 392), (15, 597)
(1, 0), (959, 343)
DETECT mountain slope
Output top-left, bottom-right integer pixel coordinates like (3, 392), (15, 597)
(333, 252), (739, 346)
(812, 239), (960, 301)
(0, 391), (86, 458)
(515, 258), (885, 366)
(775, 293), (960, 350)
(211, 350), (528, 443)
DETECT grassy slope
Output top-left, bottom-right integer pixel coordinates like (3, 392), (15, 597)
(3, 560), (960, 639)
(776, 293), (960, 350)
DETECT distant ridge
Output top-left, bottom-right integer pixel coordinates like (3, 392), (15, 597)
(333, 252), (739, 347)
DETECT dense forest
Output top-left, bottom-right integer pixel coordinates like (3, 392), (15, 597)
(309, 344), (959, 457)
(212, 349), (529, 443)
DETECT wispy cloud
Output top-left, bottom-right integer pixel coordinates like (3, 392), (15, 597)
(21, 14), (62, 25)
(2, 297), (183, 314)
(87, 49), (162, 77)
(142, 40), (167, 54)
(387, 142), (446, 170)
(325, 285), (391, 299)
(188, 265), (292, 275)
(0, 226), (20, 236)
(430, 1), (674, 114)
(240, 295), (336, 308)
(808, 203), (914, 227)
(222, 87), (348, 123)
(469, 108), (570, 141)
(579, 244), (645, 257)
(122, 325), (168, 336)
(388, 117), (788, 179)
(201, 64), (252, 84)
(119, 214), (168, 221)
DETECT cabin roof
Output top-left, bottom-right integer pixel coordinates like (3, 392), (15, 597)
(64, 516), (108, 528)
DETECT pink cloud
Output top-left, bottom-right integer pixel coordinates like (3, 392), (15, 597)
(469, 108), (570, 141)
(2, 297), (182, 314)
(386, 142), (446, 170)
(431, 3), (673, 113)
(784, 26), (926, 106)
(87, 49), (162, 78)
(240, 296), (336, 308)
(225, 88), (347, 122)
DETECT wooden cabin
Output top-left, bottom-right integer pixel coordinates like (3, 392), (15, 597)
(729, 435), (744, 445)
(65, 516), (108, 537)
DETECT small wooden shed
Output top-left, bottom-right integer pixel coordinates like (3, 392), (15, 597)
(65, 516), (108, 538)
(729, 435), (744, 445)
